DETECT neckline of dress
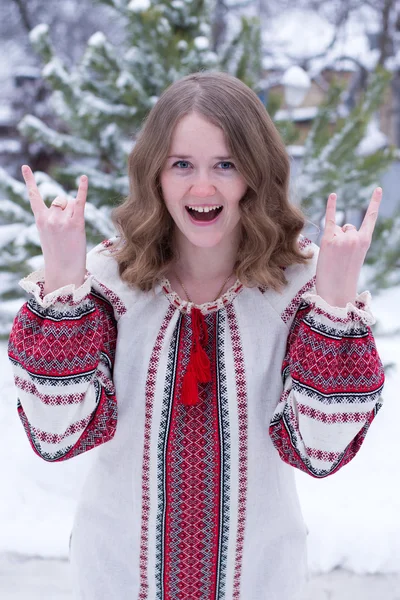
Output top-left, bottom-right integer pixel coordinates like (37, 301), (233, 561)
(158, 277), (244, 314)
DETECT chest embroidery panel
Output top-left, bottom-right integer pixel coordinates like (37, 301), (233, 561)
(139, 305), (249, 600)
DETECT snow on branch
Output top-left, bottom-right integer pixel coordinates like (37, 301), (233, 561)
(61, 165), (129, 197)
(85, 31), (121, 72)
(49, 91), (75, 123)
(0, 199), (32, 226)
(14, 223), (41, 249)
(43, 58), (72, 92)
(194, 36), (209, 50)
(18, 116), (98, 156)
(34, 172), (69, 204)
(128, 0), (151, 12)
(84, 202), (116, 238)
(116, 70), (147, 101)
(0, 168), (29, 206)
(29, 23), (53, 63)
(78, 93), (138, 120)
(88, 32), (108, 48)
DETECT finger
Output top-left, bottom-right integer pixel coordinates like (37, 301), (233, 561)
(49, 196), (73, 219)
(73, 175), (88, 218)
(63, 197), (74, 218)
(21, 165), (46, 216)
(323, 193), (337, 236)
(360, 187), (382, 238)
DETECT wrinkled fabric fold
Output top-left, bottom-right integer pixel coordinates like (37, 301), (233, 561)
(301, 288), (376, 328)
(18, 268), (93, 309)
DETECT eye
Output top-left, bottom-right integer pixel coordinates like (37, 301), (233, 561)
(173, 160), (191, 169)
(218, 161), (235, 170)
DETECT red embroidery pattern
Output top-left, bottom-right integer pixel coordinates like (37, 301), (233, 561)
(257, 237), (314, 296)
(163, 312), (222, 599)
(305, 446), (341, 462)
(226, 304), (248, 600)
(18, 388), (117, 462)
(270, 406), (377, 478)
(270, 300), (385, 477)
(138, 305), (176, 599)
(297, 403), (372, 424)
(298, 236), (312, 251)
(30, 414), (92, 443)
(13, 376), (86, 405)
(281, 277), (316, 324)
(9, 286), (120, 461)
(92, 283), (127, 318)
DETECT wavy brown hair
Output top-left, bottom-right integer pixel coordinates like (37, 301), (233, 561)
(104, 70), (313, 292)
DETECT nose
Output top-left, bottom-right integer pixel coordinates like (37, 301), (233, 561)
(190, 173), (216, 197)
(190, 184), (216, 197)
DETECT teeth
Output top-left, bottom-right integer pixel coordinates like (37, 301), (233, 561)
(187, 205), (222, 212)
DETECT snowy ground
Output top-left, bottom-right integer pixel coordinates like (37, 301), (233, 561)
(1, 555), (400, 599)
(1, 285), (400, 598)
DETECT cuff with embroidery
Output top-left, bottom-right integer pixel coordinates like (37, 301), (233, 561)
(301, 288), (376, 329)
(18, 268), (93, 309)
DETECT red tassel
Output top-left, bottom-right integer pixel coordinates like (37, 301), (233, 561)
(192, 346), (211, 383)
(192, 307), (209, 345)
(181, 307), (211, 406)
(182, 364), (199, 406)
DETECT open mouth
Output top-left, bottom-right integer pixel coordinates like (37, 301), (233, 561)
(185, 205), (223, 222)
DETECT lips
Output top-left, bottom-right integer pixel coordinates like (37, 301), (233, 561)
(185, 205), (223, 222)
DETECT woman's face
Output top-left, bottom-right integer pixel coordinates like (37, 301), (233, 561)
(160, 112), (248, 250)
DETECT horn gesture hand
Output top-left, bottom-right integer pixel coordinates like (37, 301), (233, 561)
(315, 187), (383, 308)
(21, 165), (88, 295)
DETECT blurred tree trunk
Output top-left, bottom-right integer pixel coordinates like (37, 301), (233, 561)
(211, 0), (227, 52)
(378, 0), (395, 65)
(392, 69), (400, 147)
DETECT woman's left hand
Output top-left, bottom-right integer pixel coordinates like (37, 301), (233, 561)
(315, 187), (382, 308)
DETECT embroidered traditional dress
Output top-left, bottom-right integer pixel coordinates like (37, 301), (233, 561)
(8, 236), (385, 600)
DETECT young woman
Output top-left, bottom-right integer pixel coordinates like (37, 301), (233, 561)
(8, 71), (385, 600)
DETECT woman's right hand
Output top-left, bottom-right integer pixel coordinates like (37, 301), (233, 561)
(22, 165), (88, 295)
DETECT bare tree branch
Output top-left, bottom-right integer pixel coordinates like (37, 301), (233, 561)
(10, 0), (35, 33)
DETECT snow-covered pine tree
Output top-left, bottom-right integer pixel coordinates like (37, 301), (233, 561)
(295, 68), (398, 293)
(0, 0), (261, 333)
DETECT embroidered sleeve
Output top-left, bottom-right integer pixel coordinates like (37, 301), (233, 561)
(269, 288), (385, 478)
(7, 268), (121, 462)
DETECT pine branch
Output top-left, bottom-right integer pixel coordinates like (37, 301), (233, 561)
(0, 199), (32, 226)
(60, 165), (129, 198)
(0, 167), (29, 206)
(29, 23), (53, 64)
(18, 115), (98, 156)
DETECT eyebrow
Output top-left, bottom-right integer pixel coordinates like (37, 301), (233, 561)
(167, 155), (233, 160)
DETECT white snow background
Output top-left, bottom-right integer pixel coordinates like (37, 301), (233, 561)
(1, 283), (399, 574)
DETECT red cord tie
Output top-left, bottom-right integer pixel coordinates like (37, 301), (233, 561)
(181, 307), (211, 405)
